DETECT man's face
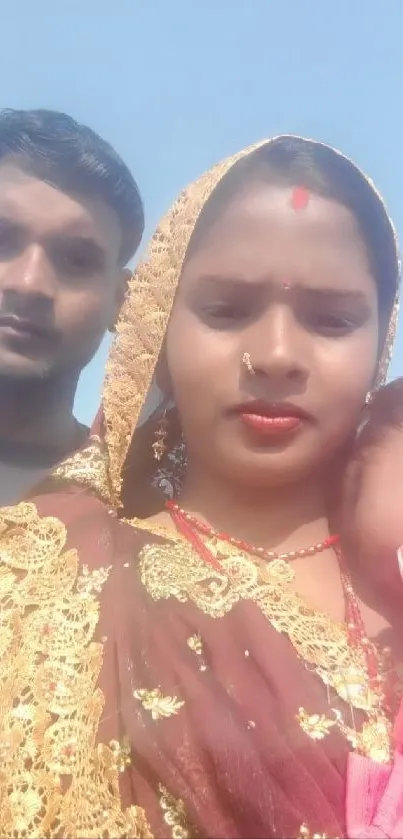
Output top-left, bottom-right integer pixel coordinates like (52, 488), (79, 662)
(0, 161), (127, 382)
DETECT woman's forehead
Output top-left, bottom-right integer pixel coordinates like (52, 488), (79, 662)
(181, 184), (375, 294)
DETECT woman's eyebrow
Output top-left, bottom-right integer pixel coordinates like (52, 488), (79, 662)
(192, 274), (370, 304)
(296, 287), (370, 306)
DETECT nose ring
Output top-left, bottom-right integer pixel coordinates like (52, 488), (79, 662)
(242, 352), (255, 375)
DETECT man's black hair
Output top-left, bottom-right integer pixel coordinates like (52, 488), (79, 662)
(0, 108), (144, 264)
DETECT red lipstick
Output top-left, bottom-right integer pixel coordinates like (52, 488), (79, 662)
(241, 413), (301, 434)
(233, 401), (310, 438)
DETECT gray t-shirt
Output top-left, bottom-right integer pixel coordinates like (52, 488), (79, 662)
(0, 461), (50, 505)
(0, 426), (89, 505)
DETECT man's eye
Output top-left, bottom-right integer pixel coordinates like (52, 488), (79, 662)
(203, 303), (246, 320)
(53, 244), (103, 278)
(61, 251), (94, 272)
(0, 225), (21, 258)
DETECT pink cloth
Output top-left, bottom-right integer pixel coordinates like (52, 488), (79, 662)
(346, 634), (403, 838)
(346, 751), (403, 838)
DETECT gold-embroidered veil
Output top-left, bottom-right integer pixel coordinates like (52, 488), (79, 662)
(55, 135), (401, 511)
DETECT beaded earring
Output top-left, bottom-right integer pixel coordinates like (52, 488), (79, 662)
(152, 410), (168, 461)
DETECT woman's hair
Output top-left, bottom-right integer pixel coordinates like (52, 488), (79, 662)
(186, 137), (399, 322)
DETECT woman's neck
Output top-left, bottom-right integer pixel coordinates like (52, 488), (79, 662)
(177, 463), (333, 554)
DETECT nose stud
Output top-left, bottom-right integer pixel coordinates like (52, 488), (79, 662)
(242, 352), (255, 375)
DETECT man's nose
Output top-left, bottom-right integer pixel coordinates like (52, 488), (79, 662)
(0, 244), (56, 300)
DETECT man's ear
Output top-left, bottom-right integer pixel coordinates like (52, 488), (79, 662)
(108, 268), (132, 333)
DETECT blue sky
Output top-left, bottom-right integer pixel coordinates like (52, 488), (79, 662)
(1, 0), (402, 423)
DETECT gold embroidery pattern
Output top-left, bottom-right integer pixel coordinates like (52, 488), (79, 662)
(134, 688), (185, 721)
(338, 713), (392, 763)
(0, 502), (151, 837)
(103, 141), (399, 507)
(50, 436), (113, 504)
(297, 705), (392, 761)
(158, 784), (192, 839)
(109, 737), (132, 773)
(187, 634), (202, 656)
(299, 824), (339, 839)
(297, 708), (336, 741)
(128, 516), (179, 542)
(139, 536), (396, 760)
(187, 633), (207, 672)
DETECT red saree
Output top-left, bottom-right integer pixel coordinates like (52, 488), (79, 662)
(2, 486), (347, 837)
(8, 474), (399, 838)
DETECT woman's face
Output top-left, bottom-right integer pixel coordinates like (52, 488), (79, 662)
(165, 178), (380, 488)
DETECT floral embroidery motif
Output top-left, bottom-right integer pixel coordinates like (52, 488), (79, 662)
(187, 633), (202, 655)
(320, 662), (380, 713)
(187, 633), (207, 672)
(339, 712), (392, 764)
(0, 501), (151, 837)
(297, 708), (336, 741)
(298, 705), (392, 764)
(133, 688), (185, 720)
(76, 563), (112, 596)
(109, 737), (132, 773)
(159, 783), (193, 839)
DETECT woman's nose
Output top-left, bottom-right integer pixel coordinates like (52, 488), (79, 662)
(243, 305), (308, 383)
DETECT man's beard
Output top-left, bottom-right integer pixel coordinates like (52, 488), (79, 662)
(0, 360), (75, 402)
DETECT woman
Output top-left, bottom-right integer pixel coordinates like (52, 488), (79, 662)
(0, 135), (401, 838)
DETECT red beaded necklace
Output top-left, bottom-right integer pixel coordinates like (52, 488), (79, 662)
(336, 545), (396, 715)
(166, 499), (339, 564)
(166, 499), (396, 716)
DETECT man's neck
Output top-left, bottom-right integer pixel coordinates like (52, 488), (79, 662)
(178, 462), (335, 555)
(0, 373), (80, 452)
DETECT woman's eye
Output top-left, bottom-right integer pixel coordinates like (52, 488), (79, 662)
(310, 312), (358, 335)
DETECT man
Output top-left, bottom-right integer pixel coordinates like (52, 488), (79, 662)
(0, 108), (144, 503)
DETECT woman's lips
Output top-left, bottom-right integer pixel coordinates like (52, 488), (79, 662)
(231, 401), (311, 438)
(240, 413), (302, 435)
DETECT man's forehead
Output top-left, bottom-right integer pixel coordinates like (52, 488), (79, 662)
(0, 160), (121, 249)
(0, 162), (91, 221)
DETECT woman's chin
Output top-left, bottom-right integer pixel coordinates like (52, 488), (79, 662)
(213, 442), (323, 489)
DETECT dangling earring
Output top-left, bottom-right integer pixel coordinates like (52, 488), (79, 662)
(152, 410), (168, 461)
(365, 391), (373, 407)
